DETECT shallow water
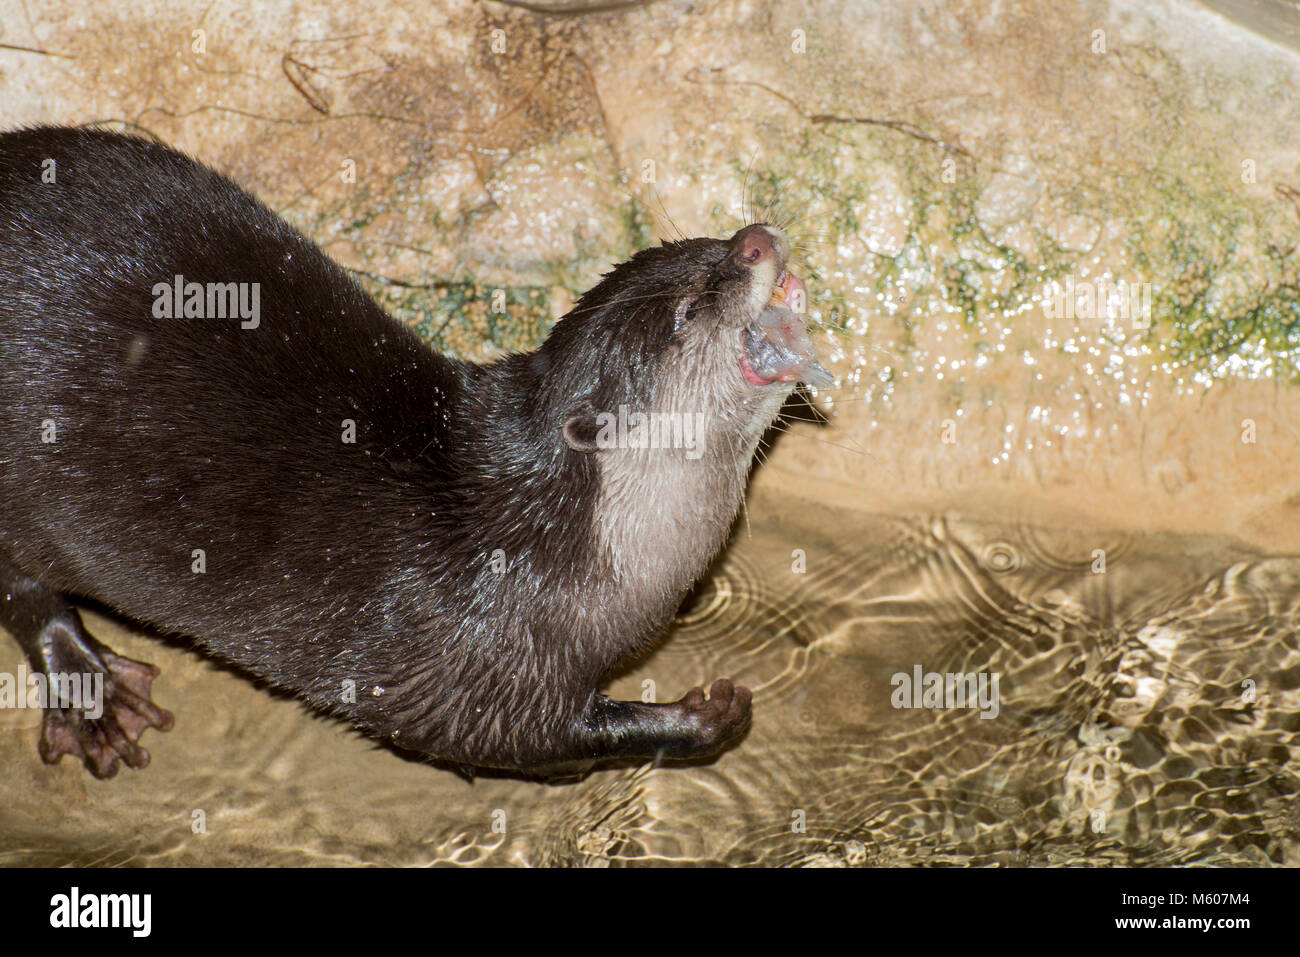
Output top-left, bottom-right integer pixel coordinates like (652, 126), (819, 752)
(2, 489), (1296, 866)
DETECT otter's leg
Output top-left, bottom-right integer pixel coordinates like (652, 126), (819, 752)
(575, 679), (752, 762)
(0, 551), (173, 778)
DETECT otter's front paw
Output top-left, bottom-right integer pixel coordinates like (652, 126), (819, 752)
(665, 678), (752, 757)
(39, 650), (174, 779)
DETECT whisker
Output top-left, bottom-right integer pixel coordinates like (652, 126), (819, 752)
(652, 188), (688, 242)
(772, 208), (801, 234)
(738, 477), (753, 539)
(565, 288), (720, 317)
(740, 147), (760, 227)
(767, 417), (872, 458)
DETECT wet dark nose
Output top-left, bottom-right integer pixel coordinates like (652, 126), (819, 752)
(730, 224), (787, 266)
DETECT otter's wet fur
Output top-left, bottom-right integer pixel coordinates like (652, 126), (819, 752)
(0, 126), (819, 777)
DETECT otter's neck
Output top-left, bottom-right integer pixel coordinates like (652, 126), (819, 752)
(589, 409), (771, 627)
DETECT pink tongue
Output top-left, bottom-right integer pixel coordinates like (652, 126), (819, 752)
(743, 304), (833, 388)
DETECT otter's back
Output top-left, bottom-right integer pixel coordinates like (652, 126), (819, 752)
(0, 127), (465, 645)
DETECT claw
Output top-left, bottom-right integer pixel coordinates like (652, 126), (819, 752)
(36, 649), (172, 778)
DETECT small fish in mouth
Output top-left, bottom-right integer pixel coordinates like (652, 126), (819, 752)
(740, 270), (834, 389)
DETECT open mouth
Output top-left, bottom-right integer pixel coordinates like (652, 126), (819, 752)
(740, 270), (833, 389)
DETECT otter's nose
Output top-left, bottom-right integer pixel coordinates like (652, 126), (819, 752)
(730, 224), (789, 267)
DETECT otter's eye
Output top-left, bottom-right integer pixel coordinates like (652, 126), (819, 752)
(672, 298), (699, 335)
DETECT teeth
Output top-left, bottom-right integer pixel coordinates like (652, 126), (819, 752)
(768, 271), (790, 307)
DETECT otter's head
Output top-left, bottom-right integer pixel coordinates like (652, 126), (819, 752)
(534, 224), (831, 601)
(539, 223), (830, 462)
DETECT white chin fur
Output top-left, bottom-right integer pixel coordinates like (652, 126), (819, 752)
(747, 256), (779, 317)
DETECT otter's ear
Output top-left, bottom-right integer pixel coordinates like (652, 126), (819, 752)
(563, 408), (602, 453)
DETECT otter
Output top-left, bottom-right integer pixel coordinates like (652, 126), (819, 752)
(0, 126), (830, 778)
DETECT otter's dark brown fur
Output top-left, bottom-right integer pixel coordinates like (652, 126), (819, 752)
(0, 126), (824, 777)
